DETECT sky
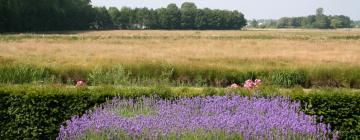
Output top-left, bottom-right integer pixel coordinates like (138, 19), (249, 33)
(91, 0), (360, 20)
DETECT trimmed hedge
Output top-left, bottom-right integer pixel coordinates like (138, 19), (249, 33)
(0, 88), (104, 139)
(291, 89), (360, 139)
(0, 85), (359, 139)
(0, 85), (228, 139)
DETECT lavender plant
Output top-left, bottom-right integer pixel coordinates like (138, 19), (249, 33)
(57, 95), (337, 140)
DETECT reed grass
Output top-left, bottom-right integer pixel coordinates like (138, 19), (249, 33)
(0, 64), (359, 88)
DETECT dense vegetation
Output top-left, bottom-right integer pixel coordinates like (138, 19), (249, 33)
(1, 64), (360, 88)
(0, 85), (358, 139)
(0, 1), (246, 32)
(0, 2), (359, 138)
(100, 2), (246, 30)
(0, 0), (94, 32)
(59, 96), (336, 140)
(250, 8), (353, 29)
(1, 30), (360, 88)
(354, 21), (360, 28)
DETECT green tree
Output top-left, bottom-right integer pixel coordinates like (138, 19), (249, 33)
(201, 9), (213, 29)
(250, 19), (258, 28)
(49, 0), (94, 30)
(180, 2), (197, 29)
(1, 0), (94, 31)
(144, 9), (159, 29)
(316, 7), (324, 16)
(273, 7), (353, 29)
(108, 7), (121, 28)
(158, 4), (181, 29)
(167, 4), (181, 29)
(91, 7), (113, 29)
(291, 17), (301, 27)
(306, 15), (316, 28)
(314, 8), (329, 29)
(0, 0), (9, 32)
(330, 17), (342, 28)
(136, 8), (150, 28)
(300, 17), (310, 28)
(353, 21), (360, 28)
(119, 7), (132, 29)
(0, 1), (248, 32)
(277, 17), (290, 28)
(331, 15), (351, 28)
(227, 10), (246, 29)
(314, 15), (329, 29)
(194, 9), (207, 29)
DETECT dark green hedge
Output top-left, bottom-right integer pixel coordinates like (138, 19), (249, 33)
(0, 85), (221, 139)
(0, 88), (105, 139)
(291, 89), (360, 139)
(0, 86), (359, 139)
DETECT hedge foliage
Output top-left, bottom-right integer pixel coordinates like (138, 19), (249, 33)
(0, 85), (359, 139)
(291, 89), (360, 139)
(0, 85), (229, 139)
(0, 87), (103, 139)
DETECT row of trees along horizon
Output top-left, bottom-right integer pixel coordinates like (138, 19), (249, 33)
(0, 0), (246, 32)
(0, 0), (358, 32)
(250, 8), (357, 29)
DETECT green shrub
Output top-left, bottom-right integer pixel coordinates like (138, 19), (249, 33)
(291, 89), (360, 139)
(309, 67), (360, 88)
(159, 63), (175, 83)
(0, 85), (214, 139)
(0, 65), (51, 84)
(1, 64), (360, 88)
(88, 65), (129, 86)
(202, 87), (219, 96)
(57, 67), (89, 84)
(0, 85), (359, 139)
(0, 87), (100, 139)
(150, 85), (173, 98)
(271, 70), (309, 87)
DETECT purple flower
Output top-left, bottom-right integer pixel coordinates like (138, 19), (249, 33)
(57, 95), (337, 140)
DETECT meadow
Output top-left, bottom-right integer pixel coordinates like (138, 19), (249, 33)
(0, 29), (360, 139)
(1, 29), (360, 87)
(1, 29), (360, 69)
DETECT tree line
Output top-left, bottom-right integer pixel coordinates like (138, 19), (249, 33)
(0, 0), (95, 32)
(0, 0), (247, 32)
(250, 8), (354, 29)
(354, 21), (360, 28)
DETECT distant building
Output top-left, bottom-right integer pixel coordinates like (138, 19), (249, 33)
(130, 23), (147, 29)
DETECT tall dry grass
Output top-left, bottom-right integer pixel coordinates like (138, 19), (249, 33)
(0, 29), (359, 71)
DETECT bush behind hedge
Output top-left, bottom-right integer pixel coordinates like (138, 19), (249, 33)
(0, 85), (359, 139)
(1, 64), (360, 88)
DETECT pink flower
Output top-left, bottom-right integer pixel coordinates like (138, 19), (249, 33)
(230, 83), (239, 88)
(255, 79), (262, 86)
(243, 79), (262, 89)
(76, 80), (85, 87)
(243, 79), (255, 89)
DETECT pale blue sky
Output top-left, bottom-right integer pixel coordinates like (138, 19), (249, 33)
(91, 0), (360, 20)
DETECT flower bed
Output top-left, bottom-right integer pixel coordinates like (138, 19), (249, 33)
(58, 95), (337, 140)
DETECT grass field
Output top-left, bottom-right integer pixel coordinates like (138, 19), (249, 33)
(1, 29), (360, 70)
